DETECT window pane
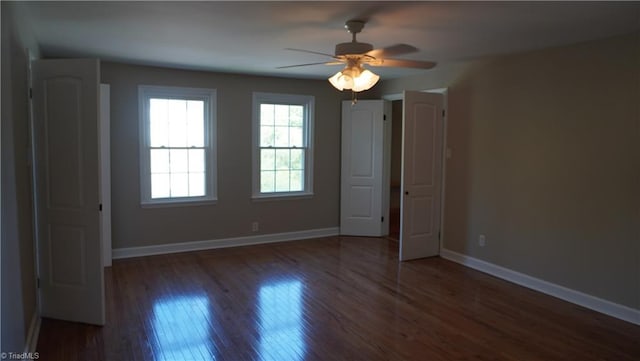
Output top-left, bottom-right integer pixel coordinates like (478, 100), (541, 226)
(187, 100), (204, 147)
(290, 149), (304, 170)
(274, 126), (289, 147)
(142, 87), (217, 203)
(274, 105), (289, 126)
(168, 99), (187, 147)
(275, 149), (290, 170)
(261, 149), (275, 171)
(170, 173), (189, 197)
(290, 126), (303, 147)
(151, 173), (170, 198)
(254, 94), (312, 196)
(188, 149), (205, 173)
(290, 171), (303, 192)
(260, 104), (274, 126)
(261, 171), (275, 193)
(189, 172), (205, 197)
(169, 149), (188, 173)
(289, 106), (303, 126)
(150, 99), (169, 147)
(275, 170), (290, 192)
(151, 149), (170, 173)
(261, 126), (274, 147)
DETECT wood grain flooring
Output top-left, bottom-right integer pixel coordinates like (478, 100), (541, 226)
(37, 236), (640, 360)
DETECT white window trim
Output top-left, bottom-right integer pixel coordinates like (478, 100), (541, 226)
(138, 85), (218, 207)
(252, 92), (314, 200)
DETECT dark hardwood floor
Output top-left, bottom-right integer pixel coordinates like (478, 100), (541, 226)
(37, 236), (640, 360)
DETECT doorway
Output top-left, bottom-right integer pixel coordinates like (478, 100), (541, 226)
(385, 89), (447, 260)
(388, 100), (403, 242)
(340, 91), (445, 260)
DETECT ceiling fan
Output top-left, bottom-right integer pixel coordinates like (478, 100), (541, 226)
(280, 20), (436, 92)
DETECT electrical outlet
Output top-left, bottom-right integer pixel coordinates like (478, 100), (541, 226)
(478, 234), (486, 247)
(252, 222), (259, 232)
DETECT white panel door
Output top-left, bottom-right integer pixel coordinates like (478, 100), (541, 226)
(32, 59), (105, 325)
(400, 91), (444, 261)
(340, 100), (386, 236)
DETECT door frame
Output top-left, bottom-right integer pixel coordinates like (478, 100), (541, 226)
(99, 84), (112, 267)
(27, 49), (42, 313)
(382, 88), (448, 253)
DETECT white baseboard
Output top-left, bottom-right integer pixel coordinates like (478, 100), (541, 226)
(439, 248), (640, 326)
(24, 312), (41, 353)
(113, 227), (340, 259)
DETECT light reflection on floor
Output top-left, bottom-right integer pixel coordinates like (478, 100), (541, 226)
(258, 280), (306, 361)
(152, 295), (215, 360)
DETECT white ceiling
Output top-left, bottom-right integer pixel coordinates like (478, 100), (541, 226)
(20, 1), (640, 80)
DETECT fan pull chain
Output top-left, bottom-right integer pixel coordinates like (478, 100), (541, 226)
(351, 90), (358, 105)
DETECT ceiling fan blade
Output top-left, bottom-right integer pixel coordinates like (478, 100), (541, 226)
(277, 61), (343, 69)
(284, 48), (337, 59)
(370, 58), (437, 69)
(366, 44), (418, 59)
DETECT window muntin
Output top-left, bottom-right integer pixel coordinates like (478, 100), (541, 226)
(139, 86), (217, 206)
(253, 93), (314, 199)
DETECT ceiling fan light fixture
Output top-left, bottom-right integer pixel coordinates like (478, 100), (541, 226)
(352, 69), (379, 92)
(328, 71), (351, 91)
(328, 66), (379, 92)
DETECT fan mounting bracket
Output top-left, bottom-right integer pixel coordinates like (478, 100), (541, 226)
(345, 20), (366, 35)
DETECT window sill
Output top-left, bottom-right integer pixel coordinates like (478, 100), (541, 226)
(251, 192), (313, 202)
(141, 198), (217, 208)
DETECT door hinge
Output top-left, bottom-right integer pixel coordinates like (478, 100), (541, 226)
(99, 203), (103, 211)
(383, 114), (387, 120)
(442, 109), (445, 117)
(381, 216), (384, 223)
(37, 278), (40, 288)
(438, 230), (441, 240)
(29, 88), (33, 99)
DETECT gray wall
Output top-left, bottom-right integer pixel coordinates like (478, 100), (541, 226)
(101, 63), (346, 249)
(1, 2), (39, 353)
(376, 33), (640, 310)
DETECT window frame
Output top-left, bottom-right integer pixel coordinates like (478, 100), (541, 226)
(138, 85), (217, 207)
(252, 92), (314, 200)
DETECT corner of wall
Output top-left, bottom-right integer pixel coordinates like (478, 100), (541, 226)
(1, 1), (40, 354)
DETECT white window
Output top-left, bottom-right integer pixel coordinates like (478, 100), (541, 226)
(139, 85), (217, 206)
(252, 92), (314, 199)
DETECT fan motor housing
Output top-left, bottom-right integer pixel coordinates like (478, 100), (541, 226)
(335, 42), (374, 56)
